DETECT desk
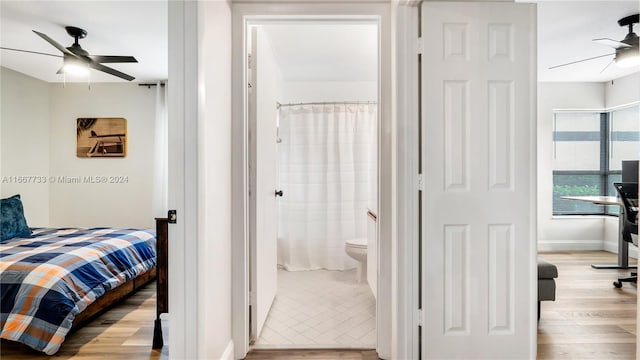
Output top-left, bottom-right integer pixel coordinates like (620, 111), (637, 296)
(560, 195), (637, 270)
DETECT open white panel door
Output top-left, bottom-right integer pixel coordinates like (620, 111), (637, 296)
(249, 27), (279, 342)
(421, 2), (536, 358)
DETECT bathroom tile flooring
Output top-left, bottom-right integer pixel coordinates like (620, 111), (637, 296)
(253, 268), (376, 349)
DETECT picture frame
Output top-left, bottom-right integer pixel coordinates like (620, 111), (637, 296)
(76, 117), (127, 158)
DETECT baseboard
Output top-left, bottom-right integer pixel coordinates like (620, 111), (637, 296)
(603, 241), (639, 259)
(221, 340), (234, 360)
(537, 239), (638, 259)
(537, 240), (604, 252)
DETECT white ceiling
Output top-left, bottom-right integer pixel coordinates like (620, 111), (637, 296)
(0, 1), (638, 84)
(0, 1), (167, 83)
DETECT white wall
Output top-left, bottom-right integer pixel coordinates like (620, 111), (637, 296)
(0, 67), (50, 227)
(605, 72), (640, 109)
(1, 67), (157, 229)
(537, 82), (606, 250)
(48, 83), (156, 228)
(281, 80), (376, 104)
(196, 0), (233, 358)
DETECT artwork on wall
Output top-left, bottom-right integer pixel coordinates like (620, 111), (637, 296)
(76, 118), (127, 158)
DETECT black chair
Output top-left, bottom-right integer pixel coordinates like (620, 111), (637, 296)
(613, 182), (638, 288)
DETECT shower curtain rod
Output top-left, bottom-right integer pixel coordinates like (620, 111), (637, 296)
(276, 101), (377, 109)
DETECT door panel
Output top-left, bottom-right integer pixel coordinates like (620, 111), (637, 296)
(421, 2), (535, 358)
(249, 27), (279, 341)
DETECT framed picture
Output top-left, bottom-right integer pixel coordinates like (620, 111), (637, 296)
(76, 117), (127, 158)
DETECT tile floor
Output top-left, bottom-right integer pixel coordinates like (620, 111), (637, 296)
(253, 268), (376, 349)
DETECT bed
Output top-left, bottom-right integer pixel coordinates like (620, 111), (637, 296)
(0, 202), (159, 355)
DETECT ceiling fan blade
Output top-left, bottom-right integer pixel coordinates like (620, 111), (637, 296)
(548, 53), (615, 69)
(593, 38), (632, 49)
(89, 62), (135, 81)
(88, 55), (138, 63)
(32, 30), (75, 56)
(0, 46), (62, 58)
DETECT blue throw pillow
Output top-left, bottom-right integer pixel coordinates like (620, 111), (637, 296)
(1, 194), (32, 241)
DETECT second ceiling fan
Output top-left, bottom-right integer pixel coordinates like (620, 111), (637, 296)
(550, 13), (639, 72)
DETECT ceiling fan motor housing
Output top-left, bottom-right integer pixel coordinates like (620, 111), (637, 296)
(615, 14), (640, 68)
(67, 43), (89, 57)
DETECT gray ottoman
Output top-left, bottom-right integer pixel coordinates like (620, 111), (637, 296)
(538, 257), (558, 320)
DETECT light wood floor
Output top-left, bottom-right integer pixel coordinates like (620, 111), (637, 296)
(1, 251), (635, 359)
(0, 282), (168, 360)
(537, 251), (637, 360)
(245, 349), (379, 359)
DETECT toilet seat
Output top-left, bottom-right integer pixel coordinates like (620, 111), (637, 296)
(346, 238), (367, 249)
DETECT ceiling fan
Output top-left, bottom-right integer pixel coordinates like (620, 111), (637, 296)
(1, 26), (137, 81)
(550, 14), (640, 72)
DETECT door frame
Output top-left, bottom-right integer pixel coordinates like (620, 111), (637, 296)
(393, 2), (421, 360)
(231, 3), (393, 359)
(167, 1), (198, 358)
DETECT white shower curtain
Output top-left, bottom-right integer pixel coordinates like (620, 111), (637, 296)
(277, 103), (377, 271)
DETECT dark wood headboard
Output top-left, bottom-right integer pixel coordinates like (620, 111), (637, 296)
(153, 218), (168, 349)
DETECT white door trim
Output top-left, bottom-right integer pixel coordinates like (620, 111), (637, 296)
(230, 3), (392, 359)
(168, 1), (199, 358)
(393, 2), (421, 360)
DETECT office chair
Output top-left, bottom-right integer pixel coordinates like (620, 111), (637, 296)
(613, 182), (638, 288)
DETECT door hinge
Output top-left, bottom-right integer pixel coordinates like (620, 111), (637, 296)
(416, 37), (423, 55)
(417, 309), (423, 327)
(248, 290), (254, 306)
(417, 173), (424, 191)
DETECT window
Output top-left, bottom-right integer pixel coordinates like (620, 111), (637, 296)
(552, 105), (640, 215)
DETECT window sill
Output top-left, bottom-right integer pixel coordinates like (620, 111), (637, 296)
(551, 214), (617, 220)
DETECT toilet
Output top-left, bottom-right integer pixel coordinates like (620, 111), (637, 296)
(345, 238), (368, 283)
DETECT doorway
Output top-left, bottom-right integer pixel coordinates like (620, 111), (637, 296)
(231, 4), (392, 359)
(247, 21), (379, 350)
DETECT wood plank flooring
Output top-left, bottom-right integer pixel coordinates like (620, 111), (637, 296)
(244, 349), (379, 360)
(0, 251), (635, 359)
(537, 251), (637, 360)
(0, 282), (168, 360)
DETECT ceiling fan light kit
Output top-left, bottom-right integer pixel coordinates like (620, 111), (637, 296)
(615, 46), (640, 68)
(62, 54), (89, 76)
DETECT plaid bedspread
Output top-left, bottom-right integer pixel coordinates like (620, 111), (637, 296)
(0, 227), (156, 355)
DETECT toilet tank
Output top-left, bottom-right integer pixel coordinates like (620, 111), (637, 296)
(367, 209), (377, 299)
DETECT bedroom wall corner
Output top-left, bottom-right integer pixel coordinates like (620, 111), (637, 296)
(604, 72), (640, 109)
(47, 83), (156, 229)
(0, 67), (50, 227)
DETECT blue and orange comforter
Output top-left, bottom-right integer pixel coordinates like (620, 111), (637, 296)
(0, 227), (156, 355)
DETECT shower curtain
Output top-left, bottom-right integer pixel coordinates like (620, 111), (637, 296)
(277, 103), (377, 271)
